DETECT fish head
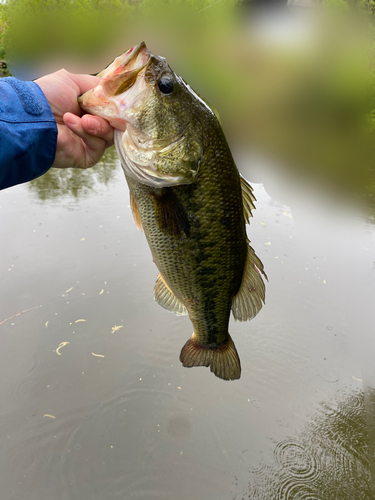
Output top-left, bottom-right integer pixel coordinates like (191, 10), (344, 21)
(79, 42), (213, 187)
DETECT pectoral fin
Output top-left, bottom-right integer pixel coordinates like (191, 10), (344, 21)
(129, 192), (143, 231)
(240, 176), (256, 225)
(154, 273), (187, 316)
(232, 242), (268, 321)
(153, 188), (190, 238)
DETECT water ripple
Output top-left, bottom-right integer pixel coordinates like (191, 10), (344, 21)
(274, 440), (320, 481)
(11, 351), (44, 401)
(7, 445), (39, 474)
(239, 389), (371, 500)
(275, 478), (323, 500)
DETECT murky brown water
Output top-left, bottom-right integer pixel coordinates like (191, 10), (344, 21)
(1, 149), (374, 499)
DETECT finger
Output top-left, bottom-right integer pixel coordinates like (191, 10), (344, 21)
(63, 114), (108, 168)
(80, 114), (114, 146)
(69, 73), (102, 95)
(64, 113), (113, 150)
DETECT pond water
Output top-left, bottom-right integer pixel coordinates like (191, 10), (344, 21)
(1, 149), (374, 500)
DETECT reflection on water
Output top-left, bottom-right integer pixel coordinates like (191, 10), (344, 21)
(27, 146), (118, 202)
(238, 390), (371, 500)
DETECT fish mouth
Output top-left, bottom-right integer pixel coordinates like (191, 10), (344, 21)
(78, 42), (151, 126)
(97, 42), (151, 80)
(100, 42), (151, 97)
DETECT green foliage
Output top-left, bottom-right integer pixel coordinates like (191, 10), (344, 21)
(322, 0), (349, 9)
(0, 0), (374, 214)
(2, 0), (135, 64)
(0, 0), (238, 76)
(0, 4), (7, 59)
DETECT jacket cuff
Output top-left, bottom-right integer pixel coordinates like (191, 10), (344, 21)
(0, 78), (58, 190)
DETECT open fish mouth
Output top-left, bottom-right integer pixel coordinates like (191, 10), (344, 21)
(78, 42), (151, 129)
(97, 42), (151, 79)
(98, 42), (151, 96)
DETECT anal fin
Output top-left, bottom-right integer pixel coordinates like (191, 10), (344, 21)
(179, 333), (241, 381)
(130, 192), (143, 231)
(232, 242), (268, 321)
(154, 273), (187, 316)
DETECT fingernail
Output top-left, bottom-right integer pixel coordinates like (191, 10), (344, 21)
(86, 116), (100, 133)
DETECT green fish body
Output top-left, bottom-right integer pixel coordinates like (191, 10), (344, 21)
(79, 42), (267, 380)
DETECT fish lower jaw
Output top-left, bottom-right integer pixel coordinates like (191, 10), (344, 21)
(79, 93), (128, 131)
(107, 117), (127, 131)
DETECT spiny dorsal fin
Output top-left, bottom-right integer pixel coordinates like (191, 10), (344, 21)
(130, 192), (143, 232)
(179, 333), (241, 381)
(154, 273), (187, 316)
(240, 176), (256, 225)
(232, 241), (268, 322)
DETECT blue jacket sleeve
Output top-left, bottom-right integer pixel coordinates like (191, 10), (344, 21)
(0, 77), (58, 190)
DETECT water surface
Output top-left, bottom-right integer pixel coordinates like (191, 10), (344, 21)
(1, 150), (374, 499)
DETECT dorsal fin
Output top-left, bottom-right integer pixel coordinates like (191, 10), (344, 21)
(240, 176), (256, 225)
(154, 273), (188, 316)
(130, 192), (143, 231)
(232, 242), (268, 322)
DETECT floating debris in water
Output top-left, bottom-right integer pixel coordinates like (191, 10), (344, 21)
(56, 342), (69, 355)
(0, 305), (42, 326)
(111, 325), (123, 333)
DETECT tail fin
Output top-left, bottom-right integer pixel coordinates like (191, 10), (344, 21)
(179, 334), (241, 381)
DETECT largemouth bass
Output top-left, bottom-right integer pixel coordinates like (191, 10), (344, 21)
(79, 42), (267, 380)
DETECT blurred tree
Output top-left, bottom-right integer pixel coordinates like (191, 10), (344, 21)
(0, 3), (7, 59)
(0, 0), (374, 214)
(28, 147), (119, 202)
(0, 60), (11, 77)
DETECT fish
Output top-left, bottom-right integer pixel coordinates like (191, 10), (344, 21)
(79, 42), (267, 380)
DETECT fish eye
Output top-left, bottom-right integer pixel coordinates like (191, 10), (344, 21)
(158, 77), (174, 95)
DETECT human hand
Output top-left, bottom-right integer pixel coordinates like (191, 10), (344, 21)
(35, 69), (114, 169)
